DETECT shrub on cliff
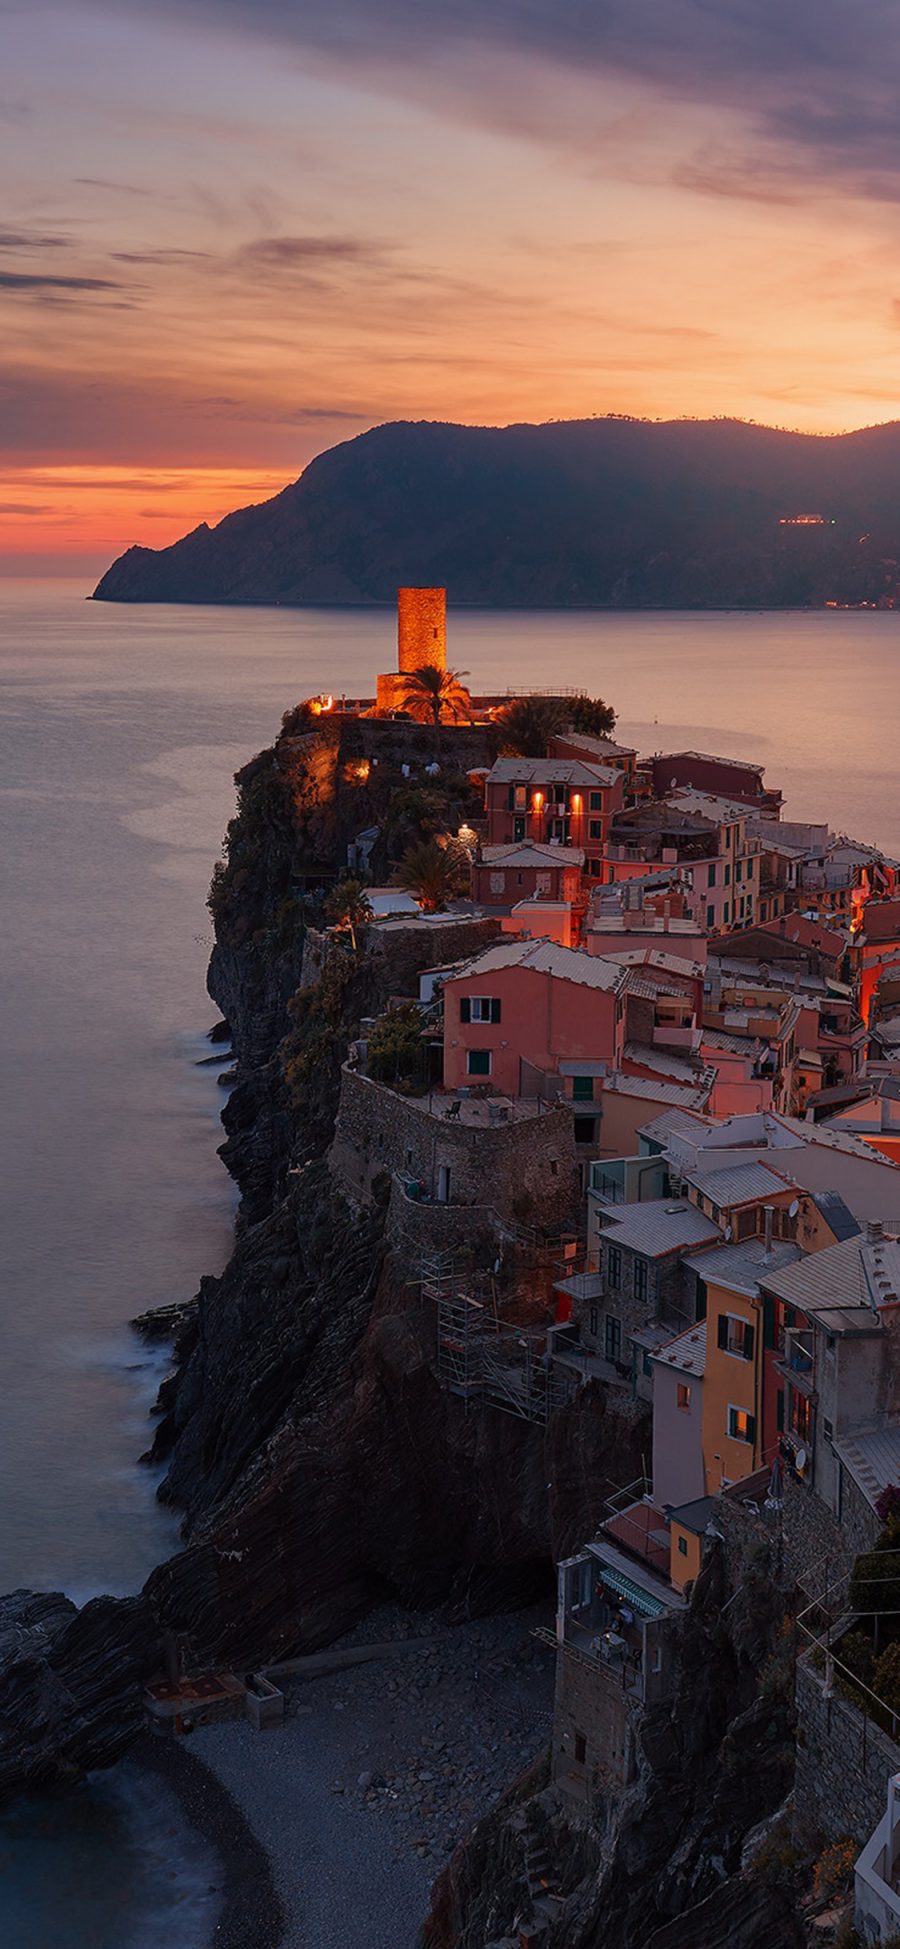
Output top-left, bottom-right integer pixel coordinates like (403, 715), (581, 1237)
(367, 1002), (427, 1089)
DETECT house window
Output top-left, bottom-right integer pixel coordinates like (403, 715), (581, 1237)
(589, 819), (603, 840)
(723, 902), (730, 923)
(605, 1314), (622, 1362)
(707, 864), (716, 887)
(573, 1115), (596, 1143)
(572, 1076), (594, 1101)
(489, 872), (505, 895)
(590, 791), (603, 811)
(724, 863), (731, 885)
(574, 1731), (587, 1765)
(513, 816), (526, 841)
(513, 785), (527, 811)
(727, 1405), (755, 1444)
(790, 1391), (812, 1442)
(707, 904), (715, 928)
(467, 1048), (491, 1076)
(736, 859), (743, 882)
(607, 1245), (622, 1289)
(677, 1382), (692, 1412)
(717, 1314), (755, 1360)
(677, 1535), (688, 1557)
(633, 1257), (649, 1303)
(467, 996), (501, 1023)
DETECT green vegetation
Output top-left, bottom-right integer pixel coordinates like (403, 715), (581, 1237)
(399, 663), (471, 726)
(367, 1002), (427, 1089)
(569, 693), (617, 739)
(498, 695), (569, 756)
(281, 944), (357, 1108)
(392, 837), (469, 913)
(324, 877), (372, 952)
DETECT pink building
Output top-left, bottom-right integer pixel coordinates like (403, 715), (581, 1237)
(472, 841), (584, 910)
(484, 757), (624, 871)
(442, 938), (624, 1097)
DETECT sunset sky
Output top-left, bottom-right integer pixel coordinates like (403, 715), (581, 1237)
(6, 0), (900, 576)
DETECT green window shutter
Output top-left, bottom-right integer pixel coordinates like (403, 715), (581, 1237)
(743, 1322), (755, 1362)
(490, 998), (502, 1024)
(717, 1315), (729, 1351)
(762, 1295), (776, 1349)
(460, 997), (471, 1023)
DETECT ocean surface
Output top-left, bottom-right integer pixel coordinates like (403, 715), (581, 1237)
(1, 579), (899, 1944)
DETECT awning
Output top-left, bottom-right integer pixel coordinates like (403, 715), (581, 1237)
(597, 1566), (666, 1619)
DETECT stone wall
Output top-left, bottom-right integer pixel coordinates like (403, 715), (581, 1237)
(299, 915), (500, 997)
(781, 1469), (879, 1594)
(329, 1069), (579, 1231)
(794, 1650), (900, 1848)
(553, 1644), (634, 1813)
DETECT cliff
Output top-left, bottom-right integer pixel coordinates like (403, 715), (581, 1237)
(92, 414), (900, 610)
(0, 710), (644, 1795)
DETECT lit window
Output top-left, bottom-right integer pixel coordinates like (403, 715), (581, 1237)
(727, 1406), (755, 1444)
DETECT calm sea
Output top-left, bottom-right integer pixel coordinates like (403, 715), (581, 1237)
(1, 580), (899, 1943)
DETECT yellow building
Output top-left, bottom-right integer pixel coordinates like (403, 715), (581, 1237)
(682, 1237), (802, 1492)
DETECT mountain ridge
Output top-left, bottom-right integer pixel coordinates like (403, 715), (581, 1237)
(92, 414), (900, 609)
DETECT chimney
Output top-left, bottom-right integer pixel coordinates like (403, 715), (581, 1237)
(866, 1219), (885, 1244)
(763, 1204), (774, 1257)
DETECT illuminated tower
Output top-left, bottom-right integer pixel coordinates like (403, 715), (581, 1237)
(397, 586), (447, 675)
(376, 586), (447, 712)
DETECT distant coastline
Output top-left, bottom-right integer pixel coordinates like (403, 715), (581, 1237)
(92, 414), (900, 612)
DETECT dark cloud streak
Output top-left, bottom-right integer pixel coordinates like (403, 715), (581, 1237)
(100, 0), (900, 200)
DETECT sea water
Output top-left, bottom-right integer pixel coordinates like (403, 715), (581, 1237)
(1, 581), (899, 1943)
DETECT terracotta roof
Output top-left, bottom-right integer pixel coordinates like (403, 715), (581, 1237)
(481, 840), (584, 868)
(451, 937), (624, 991)
(486, 756), (618, 787)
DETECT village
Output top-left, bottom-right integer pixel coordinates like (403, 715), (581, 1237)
(285, 588), (900, 1944)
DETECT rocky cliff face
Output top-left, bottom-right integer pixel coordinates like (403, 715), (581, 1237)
(0, 710), (643, 1799)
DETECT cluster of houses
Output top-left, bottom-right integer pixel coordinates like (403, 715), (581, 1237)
(330, 599), (900, 1930)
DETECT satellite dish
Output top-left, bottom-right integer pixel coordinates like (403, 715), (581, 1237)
(795, 1447), (808, 1473)
(789, 1199), (800, 1218)
(724, 1224), (733, 1242)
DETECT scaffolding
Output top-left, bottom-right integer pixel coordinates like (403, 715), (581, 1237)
(432, 1274), (570, 1425)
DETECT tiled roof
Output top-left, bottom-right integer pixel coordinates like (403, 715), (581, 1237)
(759, 1230), (900, 1331)
(657, 750), (764, 776)
(668, 1494), (719, 1533)
(596, 1198), (721, 1258)
(481, 841), (584, 868)
(552, 731), (637, 759)
(605, 947), (705, 979)
(486, 756), (618, 787)
(681, 1237), (802, 1297)
(652, 1321), (708, 1377)
(833, 1424), (900, 1511)
(451, 937), (625, 991)
(637, 1106), (712, 1143)
(623, 1042), (710, 1085)
(601, 1075), (712, 1107)
(682, 1160), (792, 1207)
(667, 789), (753, 824)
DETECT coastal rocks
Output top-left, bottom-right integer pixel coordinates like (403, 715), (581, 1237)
(0, 1590), (159, 1796)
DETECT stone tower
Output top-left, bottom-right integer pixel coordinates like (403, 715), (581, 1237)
(397, 586), (447, 674)
(375, 586), (448, 712)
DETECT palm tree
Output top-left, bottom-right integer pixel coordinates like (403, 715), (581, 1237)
(399, 663), (471, 726)
(324, 877), (372, 952)
(392, 839), (469, 914)
(498, 695), (569, 757)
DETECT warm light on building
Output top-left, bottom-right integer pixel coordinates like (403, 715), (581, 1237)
(309, 693), (334, 715)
